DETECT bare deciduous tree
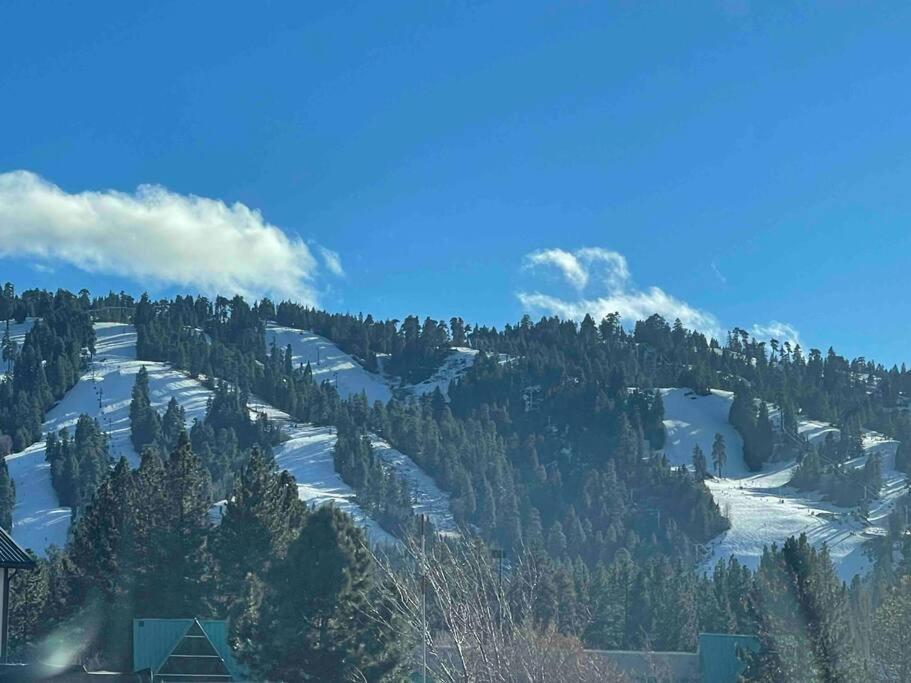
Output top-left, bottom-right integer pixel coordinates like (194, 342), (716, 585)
(363, 533), (629, 683)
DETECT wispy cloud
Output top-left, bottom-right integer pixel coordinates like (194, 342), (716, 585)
(750, 321), (801, 346)
(0, 170), (332, 305)
(518, 246), (721, 338)
(317, 245), (344, 278)
(711, 260), (727, 285)
(524, 247), (630, 291)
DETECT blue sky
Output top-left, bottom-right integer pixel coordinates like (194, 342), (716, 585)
(2, 2), (911, 364)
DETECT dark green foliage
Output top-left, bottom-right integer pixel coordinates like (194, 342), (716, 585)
(212, 447), (308, 620)
(790, 437), (883, 508)
(232, 505), (408, 682)
(692, 443), (708, 480)
(188, 382), (283, 499)
(40, 436), (216, 666)
(148, 432), (214, 618)
(332, 423), (416, 537)
(45, 415), (111, 509)
(159, 396), (186, 453)
(729, 390), (774, 471)
(712, 432), (727, 477)
(273, 301), (452, 381)
(0, 287), (95, 452)
(741, 535), (864, 682)
(0, 455), (14, 530)
(129, 365), (161, 452)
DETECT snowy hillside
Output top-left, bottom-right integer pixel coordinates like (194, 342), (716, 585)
(399, 347), (478, 399)
(660, 389), (748, 475)
(263, 323), (458, 532)
(3, 317), (36, 346)
(1, 317), (37, 379)
(248, 403), (456, 539)
(8, 321), (407, 553)
(6, 323), (215, 554)
(266, 324), (393, 404)
(659, 387), (906, 581)
(266, 322), (482, 402)
(369, 436), (457, 534)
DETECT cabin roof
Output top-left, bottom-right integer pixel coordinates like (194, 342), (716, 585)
(0, 526), (35, 569)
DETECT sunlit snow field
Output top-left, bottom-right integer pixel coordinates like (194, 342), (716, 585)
(6, 321), (461, 555)
(660, 387), (905, 580)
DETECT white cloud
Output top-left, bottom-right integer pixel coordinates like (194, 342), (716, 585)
(750, 321), (801, 347)
(524, 248), (590, 289)
(317, 245), (344, 277)
(518, 246), (721, 338)
(524, 247), (631, 291)
(0, 170), (328, 304)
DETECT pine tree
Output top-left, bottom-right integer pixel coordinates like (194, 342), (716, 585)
(0, 456), (15, 531)
(130, 366), (161, 451)
(159, 396), (186, 453)
(140, 433), (213, 618)
(742, 535), (864, 682)
(712, 433), (727, 477)
(873, 575), (911, 682)
(214, 448), (307, 618)
(233, 505), (407, 681)
(66, 457), (137, 664)
(692, 444), (708, 480)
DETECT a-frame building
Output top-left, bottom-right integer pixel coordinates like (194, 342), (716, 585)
(133, 618), (246, 682)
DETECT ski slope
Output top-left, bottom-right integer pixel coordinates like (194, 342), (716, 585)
(2, 317), (36, 346)
(400, 347), (478, 399)
(270, 422), (398, 546)
(265, 322), (481, 402)
(7, 323), (215, 554)
(9, 320), (458, 554)
(0, 318), (37, 379)
(249, 396), (456, 540)
(659, 387), (906, 581)
(660, 389), (749, 476)
(262, 324), (460, 533)
(266, 324), (393, 404)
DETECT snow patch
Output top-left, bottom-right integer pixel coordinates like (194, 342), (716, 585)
(659, 388), (748, 476)
(266, 322), (484, 403)
(266, 324), (393, 404)
(660, 387), (907, 581)
(249, 396), (456, 541)
(7, 323), (214, 555)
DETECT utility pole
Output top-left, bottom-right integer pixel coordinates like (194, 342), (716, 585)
(421, 514), (427, 683)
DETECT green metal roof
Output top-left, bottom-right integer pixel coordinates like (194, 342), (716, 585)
(698, 633), (759, 683)
(0, 526), (36, 569)
(132, 619), (248, 681)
